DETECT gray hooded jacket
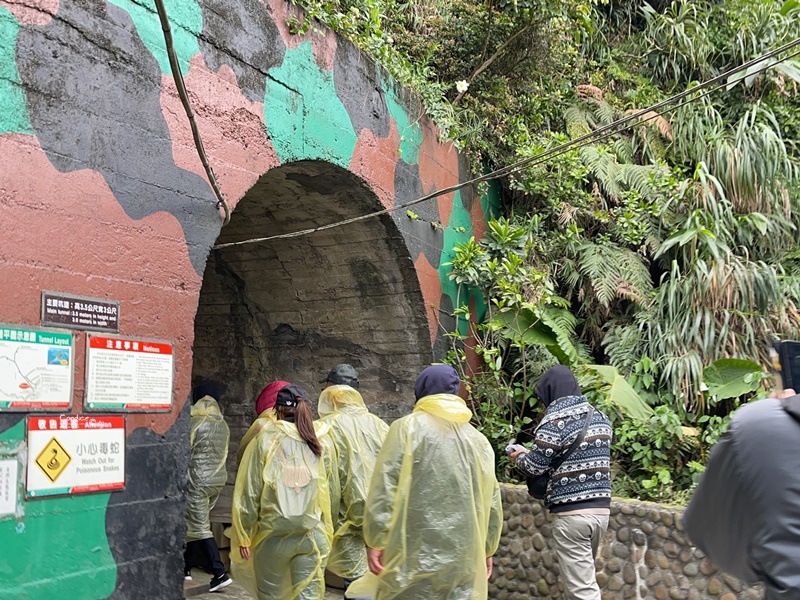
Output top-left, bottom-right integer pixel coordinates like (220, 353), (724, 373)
(683, 394), (800, 598)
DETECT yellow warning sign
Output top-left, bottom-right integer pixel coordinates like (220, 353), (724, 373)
(35, 438), (71, 483)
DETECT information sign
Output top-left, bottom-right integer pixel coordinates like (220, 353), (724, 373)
(85, 335), (174, 411)
(41, 291), (120, 333)
(0, 459), (18, 516)
(26, 415), (125, 498)
(0, 325), (73, 411)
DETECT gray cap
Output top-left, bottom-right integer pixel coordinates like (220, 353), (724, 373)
(321, 364), (359, 389)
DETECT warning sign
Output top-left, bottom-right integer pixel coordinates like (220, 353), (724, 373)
(34, 437), (71, 483)
(84, 334), (174, 411)
(26, 415), (125, 498)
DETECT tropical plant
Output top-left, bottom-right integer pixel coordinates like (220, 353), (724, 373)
(288, 0), (800, 501)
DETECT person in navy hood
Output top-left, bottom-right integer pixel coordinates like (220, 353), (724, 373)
(511, 366), (612, 600)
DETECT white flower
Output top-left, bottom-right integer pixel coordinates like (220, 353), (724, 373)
(455, 80), (469, 94)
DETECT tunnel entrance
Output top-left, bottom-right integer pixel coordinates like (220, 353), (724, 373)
(191, 160), (433, 520)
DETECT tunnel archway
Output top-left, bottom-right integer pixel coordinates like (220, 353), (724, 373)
(191, 160), (433, 514)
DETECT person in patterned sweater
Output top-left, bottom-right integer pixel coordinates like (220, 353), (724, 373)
(510, 365), (612, 600)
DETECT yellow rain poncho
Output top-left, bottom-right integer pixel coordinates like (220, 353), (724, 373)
(236, 408), (277, 467)
(230, 419), (339, 600)
(359, 394), (503, 600)
(186, 396), (230, 541)
(318, 385), (390, 579)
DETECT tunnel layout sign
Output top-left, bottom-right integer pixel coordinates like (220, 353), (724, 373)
(26, 415), (125, 498)
(0, 325), (74, 411)
(84, 335), (174, 411)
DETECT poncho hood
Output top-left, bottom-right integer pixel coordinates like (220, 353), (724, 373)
(414, 393), (472, 423)
(318, 385), (367, 417)
(191, 395), (223, 418)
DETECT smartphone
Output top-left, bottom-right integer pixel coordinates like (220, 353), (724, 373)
(505, 444), (526, 455)
(772, 340), (800, 391)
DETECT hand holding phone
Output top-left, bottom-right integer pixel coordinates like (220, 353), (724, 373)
(772, 340), (800, 392)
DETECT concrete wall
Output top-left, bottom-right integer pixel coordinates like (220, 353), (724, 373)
(0, 0), (498, 596)
(492, 484), (764, 600)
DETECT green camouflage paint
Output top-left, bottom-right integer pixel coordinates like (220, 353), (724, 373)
(0, 422), (116, 600)
(109, 0), (202, 76)
(382, 76), (423, 165)
(0, 6), (33, 135)
(264, 41), (358, 166)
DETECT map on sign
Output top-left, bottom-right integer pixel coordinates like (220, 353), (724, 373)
(0, 327), (73, 410)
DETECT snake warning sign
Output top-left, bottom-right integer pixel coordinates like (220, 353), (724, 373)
(26, 415), (125, 498)
(34, 438), (71, 483)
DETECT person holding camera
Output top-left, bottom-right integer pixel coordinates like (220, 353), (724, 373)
(509, 365), (612, 600)
(683, 386), (799, 599)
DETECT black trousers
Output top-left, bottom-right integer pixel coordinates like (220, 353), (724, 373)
(184, 537), (226, 578)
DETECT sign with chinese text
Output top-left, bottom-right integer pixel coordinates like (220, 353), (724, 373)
(0, 325), (73, 411)
(0, 459), (18, 517)
(41, 291), (120, 333)
(85, 335), (174, 411)
(26, 415), (125, 498)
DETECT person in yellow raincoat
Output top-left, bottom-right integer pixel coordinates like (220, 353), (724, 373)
(231, 383), (340, 600)
(357, 364), (503, 600)
(317, 365), (389, 595)
(184, 382), (233, 593)
(235, 380), (288, 467)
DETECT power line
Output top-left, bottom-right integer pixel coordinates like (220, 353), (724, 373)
(213, 38), (800, 250)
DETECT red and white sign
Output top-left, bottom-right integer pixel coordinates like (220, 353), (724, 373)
(26, 415), (125, 497)
(85, 335), (174, 411)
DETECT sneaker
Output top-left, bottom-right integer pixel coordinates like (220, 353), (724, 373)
(184, 569), (192, 581)
(209, 574), (232, 593)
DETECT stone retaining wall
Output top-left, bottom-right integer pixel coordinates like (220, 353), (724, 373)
(491, 484), (764, 599)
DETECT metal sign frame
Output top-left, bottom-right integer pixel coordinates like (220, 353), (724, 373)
(41, 290), (120, 333)
(84, 333), (175, 412)
(0, 323), (74, 412)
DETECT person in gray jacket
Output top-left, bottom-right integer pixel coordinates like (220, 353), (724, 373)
(683, 388), (799, 599)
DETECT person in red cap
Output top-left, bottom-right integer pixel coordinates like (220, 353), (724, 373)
(236, 381), (290, 467)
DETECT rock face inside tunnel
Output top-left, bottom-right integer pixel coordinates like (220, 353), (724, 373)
(193, 160), (432, 460)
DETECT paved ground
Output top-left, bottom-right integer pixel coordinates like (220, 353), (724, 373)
(184, 543), (347, 600)
(186, 571), (344, 600)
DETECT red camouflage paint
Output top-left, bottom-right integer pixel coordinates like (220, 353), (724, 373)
(0, 133), (199, 434)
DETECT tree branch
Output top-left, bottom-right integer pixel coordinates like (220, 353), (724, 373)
(453, 16), (548, 105)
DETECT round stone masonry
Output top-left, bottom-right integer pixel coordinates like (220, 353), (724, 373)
(489, 484), (764, 599)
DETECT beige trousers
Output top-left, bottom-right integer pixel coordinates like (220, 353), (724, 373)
(551, 513), (609, 600)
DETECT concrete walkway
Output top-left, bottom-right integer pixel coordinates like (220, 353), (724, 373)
(185, 570), (344, 600)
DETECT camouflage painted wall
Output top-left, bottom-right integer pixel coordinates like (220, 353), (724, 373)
(0, 0), (498, 596)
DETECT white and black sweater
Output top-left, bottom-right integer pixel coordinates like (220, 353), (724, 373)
(517, 395), (612, 513)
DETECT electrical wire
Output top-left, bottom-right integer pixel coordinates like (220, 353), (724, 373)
(154, 0), (231, 226)
(213, 37), (800, 250)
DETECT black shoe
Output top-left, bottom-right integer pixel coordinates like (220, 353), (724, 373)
(184, 569), (192, 581)
(209, 574), (232, 593)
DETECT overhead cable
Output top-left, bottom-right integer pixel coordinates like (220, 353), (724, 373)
(213, 37), (800, 250)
